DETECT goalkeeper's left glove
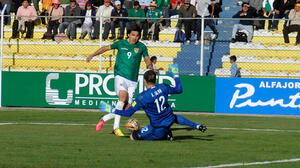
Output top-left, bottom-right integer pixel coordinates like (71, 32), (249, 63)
(99, 101), (115, 113)
(168, 63), (179, 77)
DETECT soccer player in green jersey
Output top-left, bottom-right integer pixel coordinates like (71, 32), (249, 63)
(87, 24), (153, 136)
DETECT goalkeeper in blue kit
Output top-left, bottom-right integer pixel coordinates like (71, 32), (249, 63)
(100, 64), (207, 140)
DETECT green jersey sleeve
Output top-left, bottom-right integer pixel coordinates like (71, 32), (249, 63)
(110, 40), (121, 49)
(141, 44), (149, 58)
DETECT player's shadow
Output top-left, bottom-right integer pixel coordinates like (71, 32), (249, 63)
(120, 135), (131, 138)
(173, 135), (214, 141)
(170, 127), (214, 141)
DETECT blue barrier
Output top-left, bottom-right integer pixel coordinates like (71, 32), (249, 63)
(215, 77), (300, 115)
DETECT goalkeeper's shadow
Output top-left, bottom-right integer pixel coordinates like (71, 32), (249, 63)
(173, 135), (214, 141)
(170, 127), (214, 141)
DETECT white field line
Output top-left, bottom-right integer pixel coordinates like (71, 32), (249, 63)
(1, 122), (300, 133)
(209, 127), (300, 133)
(190, 158), (300, 168)
(0, 122), (95, 126)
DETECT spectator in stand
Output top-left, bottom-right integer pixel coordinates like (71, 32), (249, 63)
(93, 0), (113, 40)
(178, 0), (197, 44)
(230, 55), (240, 77)
(79, 1), (96, 39)
(41, 0), (54, 25)
(127, 1), (148, 40)
(283, 2), (300, 45)
(150, 56), (159, 73)
(110, 0), (127, 40)
(209, 0), (222, 18)
(231, 2), (258, 43)
(12, 0), (23, 14)
(0, 0), (12, 25)
(262, 0), (275, 30)
(146, 1), (163, 41)
(271, 0), (295, 30)
(12, 0), (37, 39)
(32, 0), (39, 12)
(247, 0), (264, 30)
(58, 0), (82, 40)
(195, 0), (218, 45)
(156, 0), (170, 27)
(45, 0), (63, 37)
(165, 0), (182, 28)
(90, 0), (102, 7)
(76, 0), (87, 9)
(123, 0), (133, 11)
(138, 0), (152, 9)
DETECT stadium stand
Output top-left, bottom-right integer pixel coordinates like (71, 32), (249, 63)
(212, 0), (300, 78)
(1, 0), (300, 78)
(214, 21), (300, 78)
(2, 22), (179, 72)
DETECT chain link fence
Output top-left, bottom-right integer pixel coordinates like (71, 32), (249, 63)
(1, 14), (300, 78)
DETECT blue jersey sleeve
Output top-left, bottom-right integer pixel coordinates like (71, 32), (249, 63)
(166, 77), (183, 94)
(114, 95), (145, 117)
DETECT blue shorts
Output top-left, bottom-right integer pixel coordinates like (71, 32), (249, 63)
(132, 124), (170, 140)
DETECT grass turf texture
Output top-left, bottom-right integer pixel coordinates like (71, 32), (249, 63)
(1, 109), (300, 168)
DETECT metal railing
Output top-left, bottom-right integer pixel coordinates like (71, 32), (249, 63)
(0, 14), (299, 78)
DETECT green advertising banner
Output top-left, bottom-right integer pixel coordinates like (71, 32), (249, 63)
(2, 72), (215, 112)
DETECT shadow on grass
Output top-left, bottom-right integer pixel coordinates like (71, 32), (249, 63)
(174, 134), (214, 141)
(171, 127), (195, 131)
(171, 127), (214, 141)
(120, 135), (130, 138)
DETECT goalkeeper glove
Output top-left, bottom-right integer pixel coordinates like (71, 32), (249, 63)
(99, 101), (115, 113)
(168, 64), (179, 77)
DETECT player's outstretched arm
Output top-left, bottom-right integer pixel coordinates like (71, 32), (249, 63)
(144, 56), (153, 70)
(99, 100), (142, 117)
(86, 45), (111, 62)
(168, 64), (183, 94)
(114, 106), (136, 117)
(115, 99), (144, 117)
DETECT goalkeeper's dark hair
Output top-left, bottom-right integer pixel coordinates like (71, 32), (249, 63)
(127, 24), (141, 36)
(144, 70), (156, 84)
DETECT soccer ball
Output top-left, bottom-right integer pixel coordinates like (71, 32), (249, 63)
(126, 118), (140, 132)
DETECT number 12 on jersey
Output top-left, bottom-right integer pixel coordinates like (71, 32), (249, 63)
(154, 96), (166, 113)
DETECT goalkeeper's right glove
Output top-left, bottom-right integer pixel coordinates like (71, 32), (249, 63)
(99, 101), (115, 113)
(168, 64), (179, 77)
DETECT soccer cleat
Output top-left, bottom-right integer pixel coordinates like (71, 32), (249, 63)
(165, 130), (175, 141)
(95, 119), (106, 132)
(197, 124), (207, 133)
(113, 128), (125, 136)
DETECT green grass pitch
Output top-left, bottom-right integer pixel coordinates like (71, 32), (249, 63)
(1, 109), (300, 168)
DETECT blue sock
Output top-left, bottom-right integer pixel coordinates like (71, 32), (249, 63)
(175, 115), (199, 129)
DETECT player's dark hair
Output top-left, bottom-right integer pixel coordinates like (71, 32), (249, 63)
(150, 56), (157, 62)
(127, 24), (141, 36)
(230, 55), (237, 62)
(144, 70), (156, 84)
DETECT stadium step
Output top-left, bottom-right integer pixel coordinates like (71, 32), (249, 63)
(230, 43), (300, 60)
